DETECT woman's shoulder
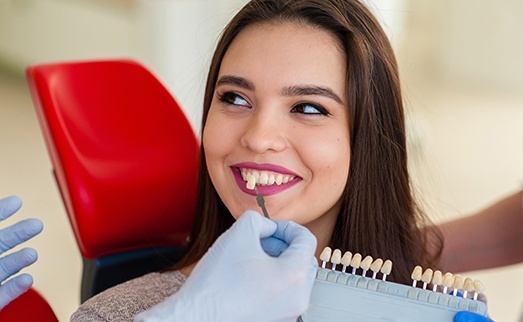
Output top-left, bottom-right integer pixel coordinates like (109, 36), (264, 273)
(70, 270), (187, 322)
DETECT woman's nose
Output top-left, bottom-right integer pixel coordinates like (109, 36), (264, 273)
(240, 109), (287, 153)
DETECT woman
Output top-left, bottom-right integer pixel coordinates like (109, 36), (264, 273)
(71, 0), (443, 320)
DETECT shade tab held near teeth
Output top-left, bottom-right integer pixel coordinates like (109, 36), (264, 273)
(246, 174), (256, 190)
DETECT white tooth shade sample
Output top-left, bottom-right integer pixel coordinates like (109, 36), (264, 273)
(411, 266), (423, 281)
(341, 252), (353, 267)
(360, 256), (373, 271)
(331, 249), (342, 265)
(380, 260), (392, 275)
(473, 279), (485, 293)
(370, 258), (383, 273)
(246, 174), (256, 190)
(473, 279), (486, 300)
(452, 275), (464, 290)
(432, 270), (443, 286)
(432, 270), (443, 291)
(463, 278), (474, 292)
(463, 277), (474, 298)
(442, 273), (454, 294)
(421, 268), (433, 284)
(320, 247), (332, 262)
(350, 253), (362, 268)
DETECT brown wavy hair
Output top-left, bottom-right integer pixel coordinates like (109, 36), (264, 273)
(174, 0), (443, 285)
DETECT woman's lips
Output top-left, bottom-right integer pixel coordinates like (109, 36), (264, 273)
(231, 162), (302, 196)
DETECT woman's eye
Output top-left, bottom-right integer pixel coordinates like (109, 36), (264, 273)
(218, 92), (250, 107)
(291, 103), (330, 116)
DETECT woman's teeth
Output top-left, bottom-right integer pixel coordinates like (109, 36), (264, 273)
(241, 169), (295, 190)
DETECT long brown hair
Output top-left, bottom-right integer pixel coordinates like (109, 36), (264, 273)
(175, 0), (442, 285)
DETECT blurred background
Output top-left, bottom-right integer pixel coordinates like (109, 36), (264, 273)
(0, 0), (522, 320)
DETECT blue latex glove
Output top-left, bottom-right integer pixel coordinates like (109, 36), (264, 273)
(134, 210), (318, 322)
(455, 311), (494, 322)
(0, 196), (43, 310)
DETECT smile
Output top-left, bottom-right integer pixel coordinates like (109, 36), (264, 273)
(230, 163), (302, 196)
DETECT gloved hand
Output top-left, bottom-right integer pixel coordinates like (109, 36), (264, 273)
(0, 196), (43, 310)
(134, 210), (318, 322)
(455, 311), (494, 322)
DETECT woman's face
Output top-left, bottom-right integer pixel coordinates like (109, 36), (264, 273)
(203, 22), (350, 235)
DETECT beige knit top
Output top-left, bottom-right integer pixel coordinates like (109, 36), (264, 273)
(70, 270), (187, 322)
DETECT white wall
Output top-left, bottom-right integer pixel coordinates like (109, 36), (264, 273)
(0, 0), (242, 132)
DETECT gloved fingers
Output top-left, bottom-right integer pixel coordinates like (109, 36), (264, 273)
(454, 311), (494, 322)
(0, 196), (22, 221)
(0, 273), (33, 310)
(0, 218), (43, 253)
(260, 236), (289, 257)
(235, 210), (278, 239)
(0, 248), (38, 282)
(191, 210), (278, 275)
(271, 220), (317, 261)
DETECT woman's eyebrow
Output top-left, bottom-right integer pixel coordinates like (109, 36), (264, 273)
(281, 85), (343, 104)
(216, 76), (343, 104)
(216, 75), (255, 91)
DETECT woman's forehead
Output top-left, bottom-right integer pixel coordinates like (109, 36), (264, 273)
(218, 21), (347, 96)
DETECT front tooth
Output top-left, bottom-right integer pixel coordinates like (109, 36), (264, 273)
(275, 174), (283, 185)
(259, 172), (269, 185)
(252, 171), (260, 181)
(268, 174), (275, 185)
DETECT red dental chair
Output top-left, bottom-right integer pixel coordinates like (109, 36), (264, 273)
(26, 59), (199, 303)
(0, 288), (58, 322)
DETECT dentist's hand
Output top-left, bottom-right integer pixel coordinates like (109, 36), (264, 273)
(455, 311), (494, 322)
(0, 196), (43, 310)
(134, 210), (318, 322)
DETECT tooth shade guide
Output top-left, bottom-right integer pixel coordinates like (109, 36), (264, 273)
(350, 253), (362, 274)
(331, 249), (342, 270)
(451, 274), (464, 296)
(341, 251), (352, 273)
(360, 256), (373, 277)
(463, 277), (474, 298)
(246, 174), (256, 190)
(421, 268), (433, 290)
(380, 260), (392, 281)
(432, 270), (443, 292)
(320, 247), (332, 268)
(473, 279), (485, 301)
(370, 258), (383, 279)
(442, 273), (454, 294)
(411, 266), (423, 287)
